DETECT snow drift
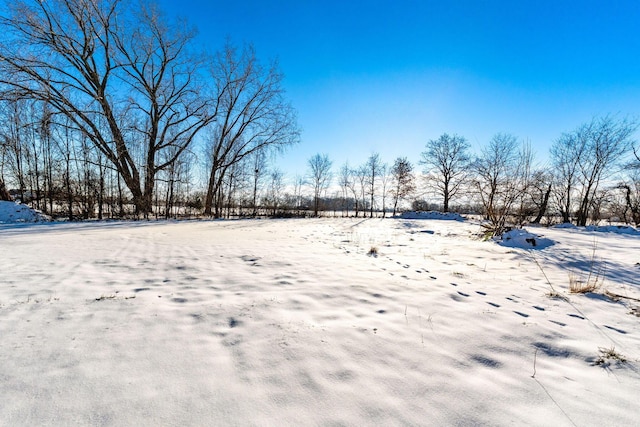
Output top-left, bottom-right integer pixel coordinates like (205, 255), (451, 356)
(0, 201), (51, 223)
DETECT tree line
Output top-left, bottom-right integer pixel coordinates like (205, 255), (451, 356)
(0, 0), (299, 219)
(305, 116), (640, 234)
(1, 1), (639, 231)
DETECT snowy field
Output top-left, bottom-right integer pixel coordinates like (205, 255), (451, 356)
(1, 203), (639, 426)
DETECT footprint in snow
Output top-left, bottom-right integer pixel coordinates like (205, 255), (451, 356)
(487, 302), (500, 308)
(549, 320), (566, 327)
(513, 311), (529, 318)
(568, 313), (585, 320)
(476, 291), (486, 296)
(604, 325), (627, 334)
(457, 291), (470, 297)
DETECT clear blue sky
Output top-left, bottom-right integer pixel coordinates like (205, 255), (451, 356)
(160, 0), (640, 178)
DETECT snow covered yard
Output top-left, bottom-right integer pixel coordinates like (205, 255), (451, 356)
(1, 215), (639, 426)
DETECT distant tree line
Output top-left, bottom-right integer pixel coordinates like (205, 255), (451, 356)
(1, 2), (639, 231)
(304, 116), (640, 235)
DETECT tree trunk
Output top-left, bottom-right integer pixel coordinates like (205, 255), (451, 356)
(0, 179), (11, 201)
(443, 180), (450, 212)
(532, 183), (552, 224)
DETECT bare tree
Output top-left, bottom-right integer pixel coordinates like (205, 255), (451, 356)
(365, 153), (383, 218)
(551, 131), (587, 223)
(472, 133), (530, 236)
(0, 0), (216, 216)
(266, 168), (284, 217)
(307, 153), (332, 216)
(551, 117), (637, 226)
(203, 42), (300, 217)
(390, 157), (415, 216)
(574, 117), (637, 226)
(379, 164), (390, 217)
(338, 162), (353, 216)
(292, 174), (305, 215)
(616, 175), (640, 226)
(529, 168), (553, 224)
(420, 133), (471, 212)
(355, 164), (369, 216)
(250, 150), (268, 217)
(344, 165), (362, 217)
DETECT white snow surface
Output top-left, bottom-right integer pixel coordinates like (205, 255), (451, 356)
(0, 200), (51, 223)
(1, 217), (639, 426)
(399, 210), (465, 221)
(497, 228), (555, 249)
(585, 224), (640, 235)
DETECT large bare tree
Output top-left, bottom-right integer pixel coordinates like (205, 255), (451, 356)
(389, 157), (415, 216)
(0, 0), (215, 216)
(203, 42), (300, 217)
(573, 117), (637, 226)
(420, 133), (471, 212)
(307, 153), (332, 216)
(551, 131), (584, 223)
(551, 116), (637, 226)
(365, 153), (383, 218)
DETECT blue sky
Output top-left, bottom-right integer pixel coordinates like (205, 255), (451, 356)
(159, 0), (640, 178)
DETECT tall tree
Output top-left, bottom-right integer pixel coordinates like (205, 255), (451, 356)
(420, 133), (471, 212)
(203, 42), (300, 217)
(550, 131), (586, 223)
(574, 117), (637, 226)
(551, 116), (637, 226)
(390, 157), (415, 216)
(0, 0), (216, 216)
(529, 168), (553, 224)
(365, 153), (383, 218)
(250, 150), (268, 217)
(308, 153), (332, 216)
(338, 162), (353, 216)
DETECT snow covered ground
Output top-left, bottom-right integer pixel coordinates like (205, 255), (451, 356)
(1, 205), (639, 426)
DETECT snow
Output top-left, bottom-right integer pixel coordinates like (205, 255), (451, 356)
(1, 216), (639, 426)
(399, 210), (465, 221)
(553, 222), (577, 229)
(585, 224), (640, 235)
(496, 228), (555, 249)
(0, 200), (51, 223)
(553, 222), (640, 236)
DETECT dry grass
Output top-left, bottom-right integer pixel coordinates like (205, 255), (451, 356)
(569, 272), (602, 294)
(569, 238), (606, 294)
(594, 346), (627, 366)
(569, 272), (599, 294)
(546, 290), (570, 301)
(367, 246), (379, 257)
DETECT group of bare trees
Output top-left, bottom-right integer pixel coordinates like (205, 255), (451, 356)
(0, 0), (298, 219)
(551, 116), (637, 226)
(303, 115), (639, 232)
(305, 153), (415, 218)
